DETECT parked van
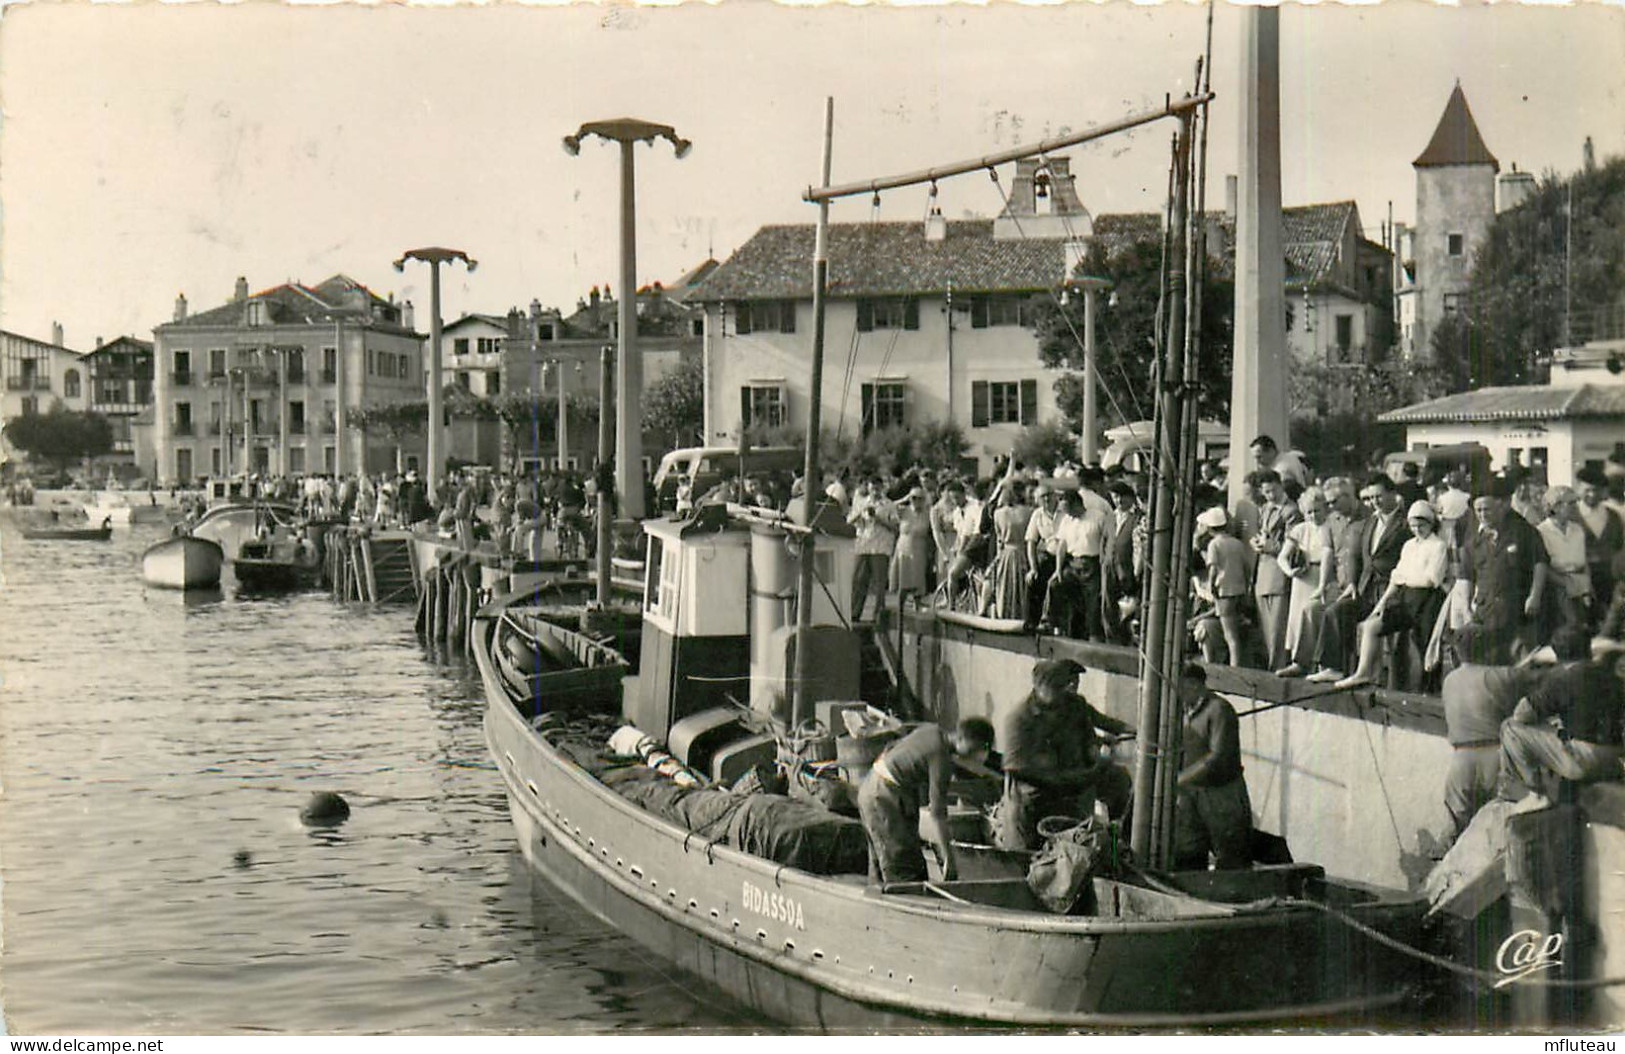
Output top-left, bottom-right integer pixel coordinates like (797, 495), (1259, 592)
(652, 445), (804, 511)
(1381, 443), (1493, 485)
(1100, 419), (1231, 475)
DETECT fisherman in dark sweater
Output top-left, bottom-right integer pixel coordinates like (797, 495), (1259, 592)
(1172, 664), (1253, 870)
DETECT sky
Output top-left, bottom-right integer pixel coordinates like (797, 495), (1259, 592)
(1, 1), (1621, 352)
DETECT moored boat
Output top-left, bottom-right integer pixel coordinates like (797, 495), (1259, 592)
(85, 491), (169, 526)
(141, 535), (225, 590)
(474, 574), (1432, 1029)
(190, 501), (300, 560)
(232, 532), (321, 592)
(21, 516), (113, 541)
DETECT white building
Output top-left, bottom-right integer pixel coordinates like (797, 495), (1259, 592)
(1, 323), (89, 475)
(1379, 339), (1625, 483)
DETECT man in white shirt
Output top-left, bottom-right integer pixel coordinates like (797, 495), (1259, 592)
(1538, 484), (1592, 630)
(847, 477), (899, 622)
(1024, 483), (1066, 628)
(1044, 490), (1107, 640)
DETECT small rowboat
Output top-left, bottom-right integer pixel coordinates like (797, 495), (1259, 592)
(232, 535), (320, 592)
(141, 535), (225, 590)
(22, 517), (113, 541)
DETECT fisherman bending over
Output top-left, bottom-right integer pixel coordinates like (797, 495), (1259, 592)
(993, 659), (1134, 852)
(1496, 641), (1625, 810)
(858, 719), (995, 883)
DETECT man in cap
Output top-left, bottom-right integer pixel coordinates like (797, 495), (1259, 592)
(1461, 474), (1551, 663)
(993, 659), (1134, 851)
(1192, 504), (1254, 666)
(1172, 664), (1253, 870)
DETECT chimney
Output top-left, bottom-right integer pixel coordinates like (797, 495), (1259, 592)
(1225, 174), (1239, 219)
(1584, 135), (1596, 172)
(51, 321), (64, 347)
(174, 293), (188, 321)
(1044, 157), (1086, 215)
(1001, 159), (1040, 219)
(403, 300), (415, 330)
(96, 336), (103, 349)
(235, 276), (249, 301)
(924, 206), (947, 242)
(589, 285), (601, 308)
(529, 298), (543, 318)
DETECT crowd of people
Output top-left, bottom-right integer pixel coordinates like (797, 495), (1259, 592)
(700, 436), (1625, 695)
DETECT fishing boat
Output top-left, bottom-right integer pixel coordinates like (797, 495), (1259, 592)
(475, 524), (1430, 1028)
(232, 531), (321, 591)
(191, 500), (301, 560)
(21, 516), (113, 541)
(141, 535), (225, 590)
(85, 491), (168, 526)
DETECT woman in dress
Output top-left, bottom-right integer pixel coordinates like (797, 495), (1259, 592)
(1335, 500), (1450, 689)
(982, 479), (1034, 619)
(1275, 486), (1333, 677)
(890, 486), (934, 603)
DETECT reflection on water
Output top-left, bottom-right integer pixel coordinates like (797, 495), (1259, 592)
(0, 519), (747, 1034)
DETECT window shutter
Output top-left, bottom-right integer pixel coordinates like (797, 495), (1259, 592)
(735, 303), (752, 335)
(740, 386), (752, 428)
(971, 380), (989, 428)
(1020, 379), (1038, 425)
(904, 298), (920, 331)
(856, 299), (874, 333)
(970, 299), (989, 329)
(860, 383), (875, 437)
(780, 301), (796, 334)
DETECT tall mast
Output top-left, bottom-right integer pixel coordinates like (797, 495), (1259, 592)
(1131, 111), (1195, 868)
(791, 98), (835, 729)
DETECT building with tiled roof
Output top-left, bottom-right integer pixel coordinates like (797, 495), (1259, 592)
(150, 275), (426, 484)
(82, 335), (155, 467)
(1, 323), (89, 475)
(1379, 342), (1625, 483)
(692, 160), (1392, 463)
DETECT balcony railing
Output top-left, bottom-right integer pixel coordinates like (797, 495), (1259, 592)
(320, 368), (337, 384)
(6, 376), (50, 391)
(207, 422), (222, 436)
(287, 365), (306, 383)
(172, 421), (195, 436)
(290, 421), (307, 436)
(208, 369), (227, 382)
(172, 370), (193, 387)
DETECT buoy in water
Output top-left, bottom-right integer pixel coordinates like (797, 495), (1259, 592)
(300, 791), (351, 827)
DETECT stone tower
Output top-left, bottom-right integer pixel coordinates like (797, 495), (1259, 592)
(1412, 83), (1498, 361)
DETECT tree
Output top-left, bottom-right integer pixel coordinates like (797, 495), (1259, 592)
(644, 358), (706, 448)
(487, 392), (601, 472)
(1462, 157), (1625, 384)
(348, 401), (427, 473)
(1010, 420), (1078, 474)
(3, 405), (114, 473)
(1033, 230), (1235, 431)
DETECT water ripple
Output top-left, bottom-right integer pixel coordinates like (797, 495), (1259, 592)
(0, 518), (748, 1034)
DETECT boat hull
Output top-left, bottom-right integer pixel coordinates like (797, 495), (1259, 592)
(478, 615), (1428, 1030)
(142, 536), (225, 590)
(21, 524), (113, 541)
(232, 558), (311, 592)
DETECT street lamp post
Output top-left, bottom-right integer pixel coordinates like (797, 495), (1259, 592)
(563, 118), (691, 522)
(394, 247), (477, 505)
(545, 358), (570, 469)
(1067, 276), (1112, 464)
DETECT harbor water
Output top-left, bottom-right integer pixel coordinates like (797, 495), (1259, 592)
(0, 516), (749, 1034)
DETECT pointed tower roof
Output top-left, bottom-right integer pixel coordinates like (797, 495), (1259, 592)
(1413, 84), (1499, 170)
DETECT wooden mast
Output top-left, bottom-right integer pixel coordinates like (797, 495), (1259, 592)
(1130, 110), (1195, 868)
(792, 98), (835, 728)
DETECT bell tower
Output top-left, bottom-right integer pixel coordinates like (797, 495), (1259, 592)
(1412, 83), (1498, 361)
